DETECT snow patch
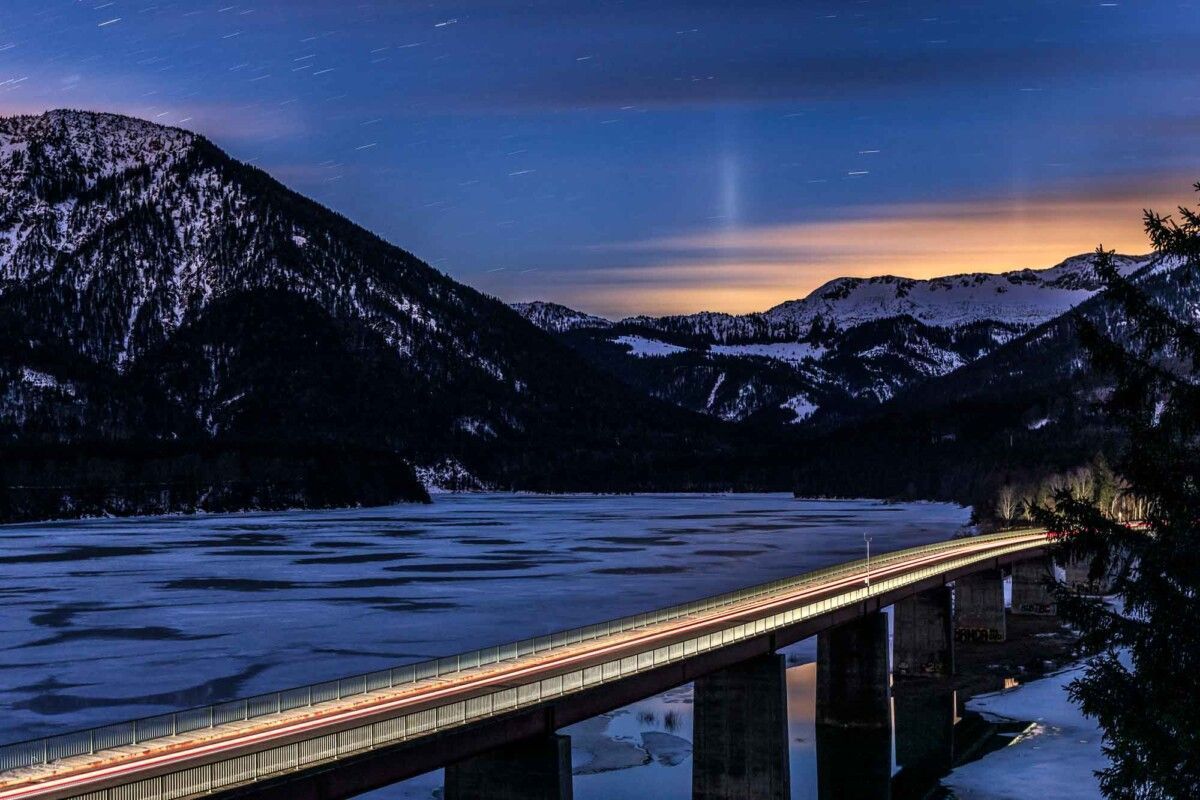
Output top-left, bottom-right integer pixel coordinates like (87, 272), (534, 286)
(710, 341), (825, 364)
(781, 394), (817, 422)
(717, 381), (759, 421)
(456, 417), (495, 438)
(1152, 399), (1167, 427)
(705, 373), (726, 410)
(943, 660), (1106, 800)
(414, 459), (486, 493)
(613, 335), (687, 358)
(19, 367), (74, 396)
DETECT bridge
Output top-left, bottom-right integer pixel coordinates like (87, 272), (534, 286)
(0, 527), (1058, 800)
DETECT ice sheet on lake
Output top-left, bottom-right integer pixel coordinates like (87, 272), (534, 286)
(943, 661), (1107, 800)
(0, 494), (969, 743)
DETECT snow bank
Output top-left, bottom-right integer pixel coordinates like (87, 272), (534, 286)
(569, 713), (653, 774)
(943, 661), (1106, 800)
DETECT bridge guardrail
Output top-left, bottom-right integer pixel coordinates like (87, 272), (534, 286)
(0, 528), (1045, 778)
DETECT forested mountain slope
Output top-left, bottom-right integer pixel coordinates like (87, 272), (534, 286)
(515, 254), (1150, 424)
(0, 110), (793, 520)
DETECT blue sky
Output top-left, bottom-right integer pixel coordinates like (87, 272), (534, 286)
(2, 0), (1198, 315)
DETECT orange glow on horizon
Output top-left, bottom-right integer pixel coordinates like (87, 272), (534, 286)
(491, 184), (1189, 319)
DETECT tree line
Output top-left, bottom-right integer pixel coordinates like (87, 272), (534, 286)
(991, 455), (1151, 527)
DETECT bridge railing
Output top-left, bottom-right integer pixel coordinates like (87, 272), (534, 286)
(0, 527), (1044, 775)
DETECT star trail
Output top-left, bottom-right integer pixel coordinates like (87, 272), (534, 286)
(1, 0), (1198, 315)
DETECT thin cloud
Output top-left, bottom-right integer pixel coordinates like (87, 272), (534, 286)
(509, 178), (1187, 318)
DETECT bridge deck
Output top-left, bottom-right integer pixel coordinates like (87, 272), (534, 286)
(0, 528), (1049, 800)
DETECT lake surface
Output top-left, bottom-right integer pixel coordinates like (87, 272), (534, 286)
(0, 493), (971, 797)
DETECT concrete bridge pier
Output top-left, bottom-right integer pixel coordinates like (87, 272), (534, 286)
(444, 734), (573, 800)
(893, 586), (955, 676)
(954, 569), (1006, 642)
(816, 611), (891, 728)
(692, 653), (791, 800)
(1012, 556), (1057, 615)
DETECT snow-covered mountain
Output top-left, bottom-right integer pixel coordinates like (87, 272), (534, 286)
(761, 254), (1149, 332)
(0, 110), (542, 373)
(511, 301), (612, 333)
(622, 253), (1149, 341)
(790, 252), (1200, 506)
(515, 253), (1153, 423)
(0, 108), (1169, 521)
(0, 110), (760, 520)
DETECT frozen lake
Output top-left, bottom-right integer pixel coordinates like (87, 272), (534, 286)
(0, 493), (971, 797)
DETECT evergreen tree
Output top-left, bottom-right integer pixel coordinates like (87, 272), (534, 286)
(1036, 183), (1200, 798)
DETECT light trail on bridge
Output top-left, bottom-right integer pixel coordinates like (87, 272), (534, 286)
(0, 528), (1050, 800)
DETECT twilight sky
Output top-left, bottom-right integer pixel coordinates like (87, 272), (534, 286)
(2, 1), (1199, 317)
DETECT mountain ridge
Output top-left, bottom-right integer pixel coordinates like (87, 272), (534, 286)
(515, 251), (1152, 339)
(0, 108), (1181, 522)
(512, 252), (1151, 424)
(0, 109), (795, 520)
(788, 250), (1197, 509)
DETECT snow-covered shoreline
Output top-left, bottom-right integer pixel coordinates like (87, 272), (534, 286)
(944, 660), (1107, 799)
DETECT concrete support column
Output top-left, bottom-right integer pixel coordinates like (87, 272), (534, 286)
(1012, 556), (1057, 615)
(816, 611), (891, 728)
(953, 569), (1006, 642)
(893, 586), (955, 676)
(692, 653), (791, 800)
(444, 734), (573, 800)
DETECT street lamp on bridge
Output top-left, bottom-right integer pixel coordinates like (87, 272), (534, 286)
(864, 533), (873, 586)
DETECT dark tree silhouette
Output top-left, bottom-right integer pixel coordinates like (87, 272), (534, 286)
(1037, 183), (1200, 799)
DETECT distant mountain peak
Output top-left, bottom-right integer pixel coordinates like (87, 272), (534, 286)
(0, 107), (483, 369)
(0, 109), (199, 189)
(511, 301), (613, 332)
(762, 253), (1152, 332)
(513, 253), (1152, 347)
